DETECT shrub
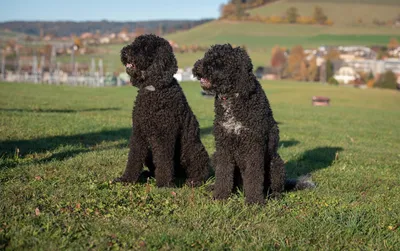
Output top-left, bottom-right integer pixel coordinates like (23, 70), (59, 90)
(269, 16), (287, 23)
(328, 77), (339, 85)
(286, 7), (299, 24)
(388, 38), (399, 50)
(296, 16), (316, 25)
(326, 60), (334, 80)
(367, 79), (375, 88)
(375, 70), (398, 90)
(313, 6), (327, 25)
(325, 19), (334, 26)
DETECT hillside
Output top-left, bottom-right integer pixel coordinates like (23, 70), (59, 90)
(248, 0), (400, 27)
(286, 0), (399, 4)
(166, 0), (400, 68)
(166, 22), (400, 68)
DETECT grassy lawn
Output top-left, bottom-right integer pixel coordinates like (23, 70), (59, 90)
(1, 81), (400, 249)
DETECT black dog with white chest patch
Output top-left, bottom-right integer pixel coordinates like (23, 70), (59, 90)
(193, 44), (314, 204)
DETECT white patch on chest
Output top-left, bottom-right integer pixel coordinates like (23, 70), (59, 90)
(220, 101), (247, 135)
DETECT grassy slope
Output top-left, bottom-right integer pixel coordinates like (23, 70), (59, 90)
(249, 0), (400, 26)
(1, 81), (399, 249)
(163, 0), (400, 68)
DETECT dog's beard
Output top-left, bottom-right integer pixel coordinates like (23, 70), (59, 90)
(126, 64), (145, 86)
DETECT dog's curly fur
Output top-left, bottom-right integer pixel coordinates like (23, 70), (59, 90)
(193, 44), (287, 204)
(114, 34), (210, 187)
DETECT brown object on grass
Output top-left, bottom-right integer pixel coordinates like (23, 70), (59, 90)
(312, 96), (330, 106)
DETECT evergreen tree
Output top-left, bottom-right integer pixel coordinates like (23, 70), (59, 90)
(313, 6), (327, 24)
(286, 7), (299, 24)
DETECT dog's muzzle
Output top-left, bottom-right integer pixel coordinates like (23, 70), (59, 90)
(126, 63), (135, 69)
(200, 78), (211, 90)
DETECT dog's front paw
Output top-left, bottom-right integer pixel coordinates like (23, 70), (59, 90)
(268, 192), (282, 200)
(213, 189), (231, 201)
(205, 183), (215, 192)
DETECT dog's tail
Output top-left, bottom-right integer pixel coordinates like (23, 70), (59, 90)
(284, 174), (316, 191)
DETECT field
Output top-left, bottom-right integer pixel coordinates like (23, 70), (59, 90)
(166, 21), (400, 69)
(1, 81), (400, 249)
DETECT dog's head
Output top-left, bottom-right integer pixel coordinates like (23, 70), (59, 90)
(192, 44), (255, 95)
(121, 34), (177, 89)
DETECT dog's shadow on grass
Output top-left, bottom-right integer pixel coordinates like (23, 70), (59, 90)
(0, 128), (132, 168)
(285, 147), (343, 178)
(0, 107), (121, 113)
(0, 125), (217, 170)
(200, 126), (213, 136)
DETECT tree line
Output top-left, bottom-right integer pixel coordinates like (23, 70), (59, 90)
(0, 19), (214, 37)
(220, 0), (333, 25)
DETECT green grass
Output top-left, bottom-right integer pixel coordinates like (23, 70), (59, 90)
(1, 81), (400, 249)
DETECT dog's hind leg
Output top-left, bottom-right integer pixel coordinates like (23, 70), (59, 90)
(180, 119), (210, 187)
(114, 128), (148, 183)
(182, 141), (210, 187)
(267, 123), (286, 198)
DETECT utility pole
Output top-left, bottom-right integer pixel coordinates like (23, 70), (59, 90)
(40, 55), (45, 82)
(50, 45), (56, 73)
(320, 60), (327, 83)
(90, 58), (95, 87)
(98, 59), (103, 87)
(1, 50), (5, 81)
(15, 45), (19, 75)
(32, 54), (38, 83)
(56, 61), (60, 85)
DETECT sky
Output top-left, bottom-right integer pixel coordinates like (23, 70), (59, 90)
(0, 0), (228, 22)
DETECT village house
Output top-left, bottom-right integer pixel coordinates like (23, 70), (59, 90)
(334, 66), (360, 84)
(80, 32), (94, 40)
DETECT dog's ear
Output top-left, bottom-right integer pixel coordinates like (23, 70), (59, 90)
(144, 42), (178, 86)
(120, 45), (130, 66)
(233, 47), (257, 96)
(234, 47), (253, 73)
(192, 59), (204, 79)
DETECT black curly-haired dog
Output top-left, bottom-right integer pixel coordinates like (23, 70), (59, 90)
(114, 34), (210, 187)
(193, 44), (314, 204)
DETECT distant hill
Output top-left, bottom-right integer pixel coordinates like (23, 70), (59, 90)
(0, 19), (214, 37)
(285, 0), (399, 4)
(166, 0), (400, 68)
(248, 0), (400, 26)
